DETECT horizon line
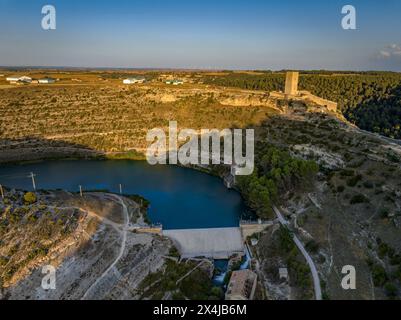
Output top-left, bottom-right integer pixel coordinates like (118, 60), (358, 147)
(1, 65), (401, 74)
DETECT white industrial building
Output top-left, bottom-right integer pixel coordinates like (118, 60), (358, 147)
(38, 77), (56, 84)
(279, 267), (289, 281)
(165, 79), (184, 85)
(123, 77), (146, 84)
(6, 76), (32, 84)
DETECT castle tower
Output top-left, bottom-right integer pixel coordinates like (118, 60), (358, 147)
(284, 71), (299, 96)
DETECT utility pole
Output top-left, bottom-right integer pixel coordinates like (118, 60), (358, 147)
(119, 184), (123, 195)
(79, 185), (83, 197)
(0, 184), (4, 199)
(30, 172), (36, 191)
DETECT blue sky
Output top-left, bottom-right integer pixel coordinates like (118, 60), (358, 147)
(0, 0), (400, 70)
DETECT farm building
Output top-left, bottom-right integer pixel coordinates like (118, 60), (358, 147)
(6, 76), (32, 84)
(123, 77), (146, 84)
(38, 77), (56, 84)
(279, 267), (289, 281)
(165, 79), (184, 85)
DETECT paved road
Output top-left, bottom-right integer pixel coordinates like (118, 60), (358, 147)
(82, 195), (129, 300)
(273, 206), (322, 300)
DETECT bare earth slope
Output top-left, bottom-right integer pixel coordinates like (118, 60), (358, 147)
(0, 82), (279, 163)
(255, 110), (401, 300)
(0, 190), (172, 300)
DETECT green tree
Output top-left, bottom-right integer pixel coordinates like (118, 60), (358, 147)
(24, 192), (37, 205)
(384, 282), (398, 298)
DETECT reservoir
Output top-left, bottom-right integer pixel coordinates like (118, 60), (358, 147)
(0, 160), (245, 230)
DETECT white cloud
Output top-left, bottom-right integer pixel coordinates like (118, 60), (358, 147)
(388, 44), (401, 50)
(378, 44), (401, 59)
(379, 50), (391, 58)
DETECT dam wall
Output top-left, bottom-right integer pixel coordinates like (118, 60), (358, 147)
(163, 227), (244, 259)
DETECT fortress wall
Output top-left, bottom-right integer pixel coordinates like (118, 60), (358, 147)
(302, 92), (338, 112)
(270, 90), (338, 112)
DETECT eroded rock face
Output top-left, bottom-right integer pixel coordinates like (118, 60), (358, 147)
(145, 92), (178, 103)
(0, 85), (279, 160)
(144, 87), (276, 107)
(292, 144), (345, 169)
(218, 94), (273, 107)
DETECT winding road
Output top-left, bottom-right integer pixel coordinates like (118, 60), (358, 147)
(273, 205), (322, 300)
(82, 195), (129, 300)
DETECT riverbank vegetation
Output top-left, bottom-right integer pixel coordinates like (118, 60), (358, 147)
(236, 142), (318, 219)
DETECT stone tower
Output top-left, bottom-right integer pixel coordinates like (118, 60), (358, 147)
(285, 71), (299, 96)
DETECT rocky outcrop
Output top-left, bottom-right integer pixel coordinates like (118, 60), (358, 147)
(0, 190), (172, 300)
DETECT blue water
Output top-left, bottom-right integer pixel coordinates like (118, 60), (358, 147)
(212, 249), (251, 286)
(0, 160), (244, 230)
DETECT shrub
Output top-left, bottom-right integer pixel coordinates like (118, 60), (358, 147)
(380, 208), (389, 219)
(363, 181), (374, 189)
(172, 291), (185, 300)
(390, 254), (401, 266)
(384, 282), (398, 298)
(340, 169), (355, 177)
(371, 265), (388, 287)
(278, 226), (295, 252)
(168, 247), (180, 258)
(23, 192), (37, 204)
(305, 240), (319, 254)
(347, 174), (362, 187)
(210, 286), (224, 300)
(378, 242), (392, 259)
(395, 265), (401, 281)
(337, 185), (345, 193)
(350, 194), (369, 204)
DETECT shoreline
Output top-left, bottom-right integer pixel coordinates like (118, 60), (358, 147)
(0, 150), (144, 167)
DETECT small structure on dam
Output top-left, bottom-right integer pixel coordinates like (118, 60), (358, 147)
(163, 227), (244, 259)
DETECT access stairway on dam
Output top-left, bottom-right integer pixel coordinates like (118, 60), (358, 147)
(163, 227), (245, 259)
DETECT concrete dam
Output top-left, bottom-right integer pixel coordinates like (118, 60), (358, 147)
(163, 227), (244, 259)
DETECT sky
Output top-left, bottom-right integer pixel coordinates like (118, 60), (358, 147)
(0, 0), (400, 71)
